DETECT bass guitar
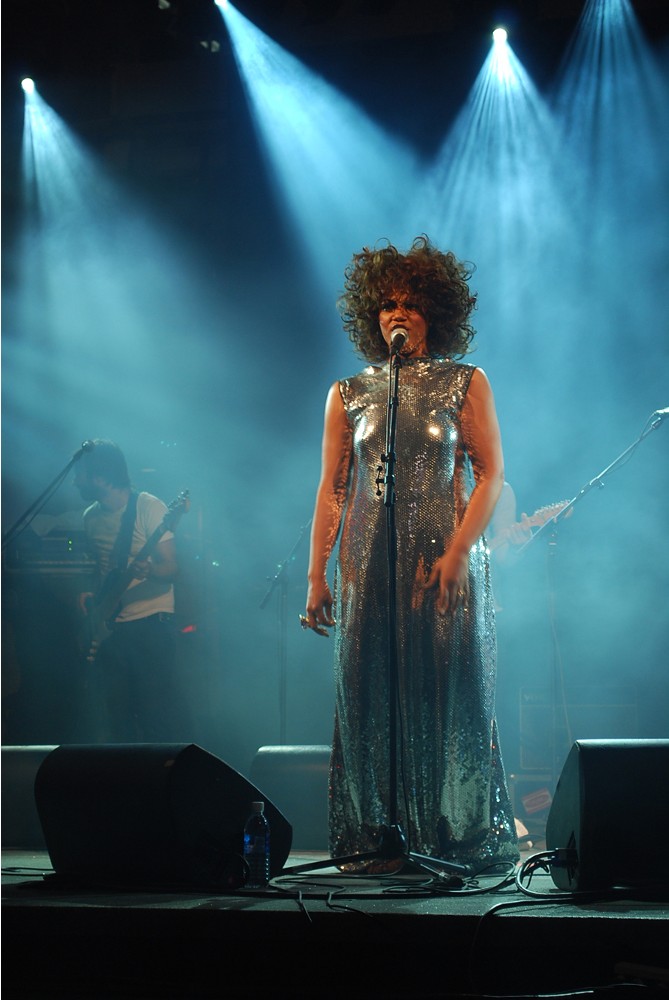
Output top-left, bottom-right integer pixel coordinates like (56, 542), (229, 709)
(489, 500), (569, 552)
(83, 490), (190, 663)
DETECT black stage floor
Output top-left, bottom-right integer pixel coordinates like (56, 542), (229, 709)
(3, 846), (669, 1000)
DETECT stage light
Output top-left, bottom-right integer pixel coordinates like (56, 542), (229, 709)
(491, 27), (513, 82)
(21, 78), (35, 94)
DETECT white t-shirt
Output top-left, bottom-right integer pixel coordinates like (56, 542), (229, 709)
(83, 491), (175, 622)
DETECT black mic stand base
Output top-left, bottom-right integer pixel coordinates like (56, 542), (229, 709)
(280, 822), (470, 879)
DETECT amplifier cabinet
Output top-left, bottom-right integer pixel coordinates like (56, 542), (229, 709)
(249, 745), (330, 851)
(519, 685), (638, 772)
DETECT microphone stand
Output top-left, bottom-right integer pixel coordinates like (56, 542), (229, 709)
(259, 519), (312, 745)
(515, 411), (666, 788)
(2, 441), (92, 552)
(282, 350), (468, 879)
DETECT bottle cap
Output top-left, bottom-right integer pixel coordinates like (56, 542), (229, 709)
(252, 801), (264, 812)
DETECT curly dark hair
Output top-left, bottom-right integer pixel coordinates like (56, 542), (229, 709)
(337, 235), (477, 363)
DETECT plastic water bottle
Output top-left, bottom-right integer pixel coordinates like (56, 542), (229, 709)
(243, 800), (270, 888)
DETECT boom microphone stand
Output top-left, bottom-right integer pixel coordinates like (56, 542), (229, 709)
(515, 408), (668, 789)
(2, 440), (94, 552)
(283, 337), (468, 879)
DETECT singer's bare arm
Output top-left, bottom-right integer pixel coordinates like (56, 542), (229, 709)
(304, 382), (352, 635)
(424, 367), (504, 613)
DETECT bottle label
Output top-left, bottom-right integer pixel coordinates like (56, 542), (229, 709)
(245, 835), (267, 852)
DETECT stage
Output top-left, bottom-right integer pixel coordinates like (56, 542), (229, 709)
(3, 846), (668, 999)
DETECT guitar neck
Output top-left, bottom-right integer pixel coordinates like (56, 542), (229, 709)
(489, 501), (569, 551)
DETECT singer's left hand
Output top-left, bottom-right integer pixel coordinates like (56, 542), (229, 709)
(423, 548), (469, 614)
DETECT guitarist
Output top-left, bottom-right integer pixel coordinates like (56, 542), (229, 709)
(488, 483), (569, 611)
(488, 481), (533, 613)
(74, 439), (183, 743)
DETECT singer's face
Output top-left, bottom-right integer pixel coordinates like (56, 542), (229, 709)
(378, 293), (429, 357)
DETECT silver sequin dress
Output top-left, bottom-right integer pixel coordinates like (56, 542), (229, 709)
(330, 357), (519, 867)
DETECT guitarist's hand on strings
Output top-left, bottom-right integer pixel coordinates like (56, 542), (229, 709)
(132, 558), (153, 580)
(132, 540), (178, 583)
(506, 514), (533, 546)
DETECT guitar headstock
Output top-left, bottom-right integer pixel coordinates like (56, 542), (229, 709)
(530, 500), (571, 528)
(169, 489), (190, 509)
(165, 490), (191, 526)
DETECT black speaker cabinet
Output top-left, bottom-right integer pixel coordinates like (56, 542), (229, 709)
(34, 743), (293, 889)
(545, 739), (669, 892)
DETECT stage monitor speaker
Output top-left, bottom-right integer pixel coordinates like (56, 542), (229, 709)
(34, 743), (292, 890)
(545, 739), (669, 892)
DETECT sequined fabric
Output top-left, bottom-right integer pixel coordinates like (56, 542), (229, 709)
(329, 357), (519, 869)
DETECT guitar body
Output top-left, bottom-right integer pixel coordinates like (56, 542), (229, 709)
(82, 491), (190, 664)
(81, 571), (125, 664)
(489, 500), (570, 553)
(490, 498), (570, 613)
(82, 615), (115, 665)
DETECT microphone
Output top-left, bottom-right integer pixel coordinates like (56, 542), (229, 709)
(650, 407), (668, 429)
(390, 328), (408, 354)
(73, 440), (95, 461)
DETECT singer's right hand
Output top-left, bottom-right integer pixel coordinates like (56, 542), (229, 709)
(303, 580), (335, 636)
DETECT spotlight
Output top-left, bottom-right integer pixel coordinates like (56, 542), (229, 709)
(492, 27), (508, 44)
(21, 78), (35, 94)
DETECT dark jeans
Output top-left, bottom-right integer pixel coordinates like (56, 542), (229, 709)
(95, 613), (187, 743)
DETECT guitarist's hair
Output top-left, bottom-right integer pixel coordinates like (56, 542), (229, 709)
(83, 439), (132, 489)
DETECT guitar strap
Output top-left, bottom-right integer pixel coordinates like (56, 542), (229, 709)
(109, 490), (139, 571)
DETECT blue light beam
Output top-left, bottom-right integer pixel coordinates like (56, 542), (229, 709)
(413, 36), (571, 334)
(217, 2), (420, 295)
